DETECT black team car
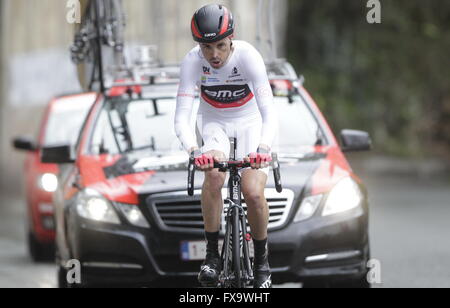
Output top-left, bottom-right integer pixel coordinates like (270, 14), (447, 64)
(45, 61), (372, 288)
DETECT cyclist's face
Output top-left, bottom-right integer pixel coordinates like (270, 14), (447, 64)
(200, 37), (233, 69)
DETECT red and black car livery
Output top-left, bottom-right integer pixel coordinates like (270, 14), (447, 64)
(45, 62), (372, 288)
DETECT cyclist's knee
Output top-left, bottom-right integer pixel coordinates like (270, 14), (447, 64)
(204, 170), (226, 191)
(243, 190), (265, 208)
(241, 171), (266, 206)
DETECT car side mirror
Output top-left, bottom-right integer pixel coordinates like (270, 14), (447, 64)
(41, 144), (75, 164)
(340, 129), (372, 152)
(12, 136), (38, 152)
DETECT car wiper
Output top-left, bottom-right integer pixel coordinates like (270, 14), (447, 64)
(279, 152), (326, 161)
(132, 153), (189, 172)
(103, 155), (137, 179)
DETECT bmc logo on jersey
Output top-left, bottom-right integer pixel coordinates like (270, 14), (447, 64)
(201, 84), (254, 109)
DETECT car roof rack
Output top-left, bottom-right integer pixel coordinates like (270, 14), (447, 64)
(105, 65), (180, 88)
(103, 46), (181, 93)
(104, 46), (304, 97)
(266, 58), (305, 86)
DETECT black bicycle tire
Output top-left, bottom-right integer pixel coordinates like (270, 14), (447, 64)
(232, 207), (242, 288)
(240, 212), (252, 280)
(221, 213), (232, 288)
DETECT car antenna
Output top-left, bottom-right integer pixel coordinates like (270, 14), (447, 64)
(256, 0), (277, 61)
(267, 0), (277, 61)
(256, 0), (263, 54)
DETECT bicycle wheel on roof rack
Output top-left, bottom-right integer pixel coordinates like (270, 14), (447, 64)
(71, 0), (126, 91)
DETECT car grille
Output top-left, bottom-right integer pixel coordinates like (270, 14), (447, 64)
(147, 188), (295, 233)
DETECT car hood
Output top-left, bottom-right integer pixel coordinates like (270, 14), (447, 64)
(83, 147), (353, 204)
(132, 150), (352, 198)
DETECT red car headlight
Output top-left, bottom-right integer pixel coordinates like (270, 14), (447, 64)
(38, 173), (58, 192)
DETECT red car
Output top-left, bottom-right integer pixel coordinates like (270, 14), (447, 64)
(13, 92), (96, 261)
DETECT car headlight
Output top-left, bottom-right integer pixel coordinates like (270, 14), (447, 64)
(116, 203), (150, 228)
(76, 189), (120, 224)
(294, 194), (323, 222)
(39, 173), (58, 192)
(322, 177), (363, 216)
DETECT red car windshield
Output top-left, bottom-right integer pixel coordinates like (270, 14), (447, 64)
(44, 98), (93, 147)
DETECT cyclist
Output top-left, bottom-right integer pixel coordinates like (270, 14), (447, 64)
(174, 4), (277, 288)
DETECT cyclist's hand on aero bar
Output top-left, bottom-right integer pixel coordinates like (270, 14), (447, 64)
(192, 149), (226, 172)
(245, 145), (272, 169)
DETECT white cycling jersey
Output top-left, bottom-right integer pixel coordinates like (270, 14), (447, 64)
(174, 40), (278, 158)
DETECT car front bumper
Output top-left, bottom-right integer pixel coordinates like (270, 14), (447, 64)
(30, 190), (56, 243)
(67, 201), (369, 287)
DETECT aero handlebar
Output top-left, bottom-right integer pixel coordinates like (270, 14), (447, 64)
(187, 153), (283, 196)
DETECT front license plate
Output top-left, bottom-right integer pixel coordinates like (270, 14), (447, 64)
(180, 240), (254, 261)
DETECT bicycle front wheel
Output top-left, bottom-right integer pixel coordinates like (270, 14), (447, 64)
(231, 207), (242, 288)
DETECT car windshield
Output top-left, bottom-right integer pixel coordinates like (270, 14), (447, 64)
(275, 95), (325, 154)
(90, 96), (187, 155)
(89, 94), (323, 156)
(44, 98), (93, 147)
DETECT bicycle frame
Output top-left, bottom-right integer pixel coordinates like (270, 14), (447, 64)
(220, 165), (254, 288)
(187, 137), (282, 288)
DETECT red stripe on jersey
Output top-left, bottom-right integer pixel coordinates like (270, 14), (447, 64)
(202, 91), (254, 109)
